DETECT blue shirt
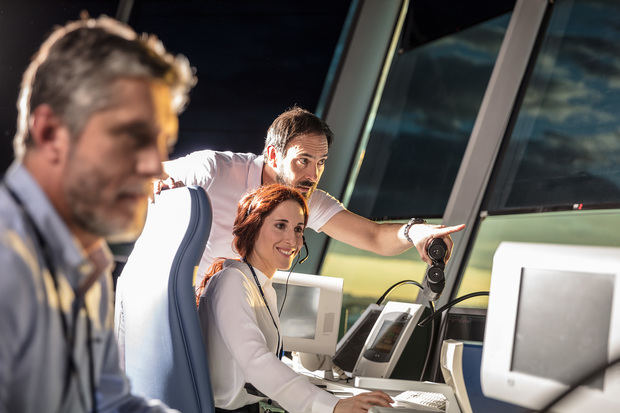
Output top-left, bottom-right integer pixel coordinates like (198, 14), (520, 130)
(0, 163), (176, 413)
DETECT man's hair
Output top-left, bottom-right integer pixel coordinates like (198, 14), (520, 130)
(14, 15), (196, 160)
(262, 106), (334, 158)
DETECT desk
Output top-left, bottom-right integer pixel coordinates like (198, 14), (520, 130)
(285, 356), (462, 413)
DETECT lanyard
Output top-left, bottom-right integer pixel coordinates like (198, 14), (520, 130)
(3, 181), (97, 413)
(243, 259), (283, 360)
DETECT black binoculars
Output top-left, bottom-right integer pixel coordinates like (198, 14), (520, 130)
(424, 238), (447, 300)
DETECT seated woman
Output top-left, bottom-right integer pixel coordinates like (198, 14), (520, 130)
(197, 184), (392, 413)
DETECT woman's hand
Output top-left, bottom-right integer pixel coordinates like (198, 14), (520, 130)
(334, 391), (393, 413)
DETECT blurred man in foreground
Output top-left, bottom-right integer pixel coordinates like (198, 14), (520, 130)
(0, 15), (195, 412)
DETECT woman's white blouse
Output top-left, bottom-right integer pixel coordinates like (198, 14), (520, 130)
(198, 259), (338, 413)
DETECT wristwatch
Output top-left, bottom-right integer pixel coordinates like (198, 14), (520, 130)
(403, 217), (426, 243)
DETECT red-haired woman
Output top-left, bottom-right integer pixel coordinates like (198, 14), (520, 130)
(197, 184), (392, 413)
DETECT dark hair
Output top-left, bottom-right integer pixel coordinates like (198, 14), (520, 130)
(196, 184), (308, 305)
(262, 106), (334, 158)
(14, 15), (195, 160)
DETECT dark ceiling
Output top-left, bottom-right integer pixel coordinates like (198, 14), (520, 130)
(0, 0), (352, 173)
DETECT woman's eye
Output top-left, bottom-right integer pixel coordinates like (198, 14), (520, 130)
(275, 223), (285, 230)
(295, 226), (304, 233)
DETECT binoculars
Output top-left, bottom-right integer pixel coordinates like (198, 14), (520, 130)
(423, 238), (447, 301)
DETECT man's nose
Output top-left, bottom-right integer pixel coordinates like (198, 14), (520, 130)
(307, 163), (319, 181)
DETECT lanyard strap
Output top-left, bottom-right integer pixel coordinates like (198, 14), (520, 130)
(243, 259), (282, 360)
(3, 181), (96, 412)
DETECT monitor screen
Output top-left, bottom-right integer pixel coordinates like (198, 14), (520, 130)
(273, 284), (320, 339)
(511, 268), (613, 390)
(272, 271), (343, 356)
(369, 319), (406, 354)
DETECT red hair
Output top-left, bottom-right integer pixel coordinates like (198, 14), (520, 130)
(196, 184), (308, 305)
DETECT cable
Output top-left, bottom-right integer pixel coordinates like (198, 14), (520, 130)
(375, 279), (424, 305)
(537, 356), (620, 413)
(278, 254), (300, 317)
(430, 311), (451, 382)
(418, 291), (489, 327)
(419, 301), (435, 381)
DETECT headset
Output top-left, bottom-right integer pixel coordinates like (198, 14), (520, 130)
(298, 235), (309, 264)
(278, 235), (309, 316)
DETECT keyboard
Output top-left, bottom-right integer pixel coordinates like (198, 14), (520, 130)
(393, 390), (447, 412)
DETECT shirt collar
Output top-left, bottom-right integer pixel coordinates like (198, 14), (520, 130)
(225, 258), (272, 288)
(5, 162), (112, 286)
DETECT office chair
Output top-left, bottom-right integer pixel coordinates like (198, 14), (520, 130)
(115, 186), (214, 413)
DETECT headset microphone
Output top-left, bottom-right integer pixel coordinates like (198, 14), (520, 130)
(299, 235), (309, 264)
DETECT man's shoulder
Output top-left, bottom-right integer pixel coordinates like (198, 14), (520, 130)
(308, 189), (344, 208)
(0, 207), (39, 303)
(0, 188), (28, 236)
(181, 149), (258, 164)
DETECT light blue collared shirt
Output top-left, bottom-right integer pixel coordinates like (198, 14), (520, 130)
(0, 162), (175, 413)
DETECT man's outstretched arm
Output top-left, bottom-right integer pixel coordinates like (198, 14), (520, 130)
(320, 209), (465, 265)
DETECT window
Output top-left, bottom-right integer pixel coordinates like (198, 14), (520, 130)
(456, 209), (620, 308)
(486, 0), (620, 212)
(457, 0), (620, 309)
(322, 11), (513, 331)
(346, 12), (512, 219)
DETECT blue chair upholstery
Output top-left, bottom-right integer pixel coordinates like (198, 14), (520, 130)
(115, 186), (214, 413)
(461, 342), (528, 413)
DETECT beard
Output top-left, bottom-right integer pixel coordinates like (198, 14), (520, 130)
(64, 165), (149, 240)
(275, 171), (316, 199)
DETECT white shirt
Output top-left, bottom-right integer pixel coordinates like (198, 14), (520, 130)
(164, 150), (345, 280)
(198, 260), (338, 413)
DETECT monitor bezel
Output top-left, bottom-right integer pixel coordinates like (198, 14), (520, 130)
(481, 242), (620, 411)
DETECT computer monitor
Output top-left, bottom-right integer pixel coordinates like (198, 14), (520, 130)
(482, 242), (620, 412)
(272, 271), (343, 356)
(333, 303), (384, 373)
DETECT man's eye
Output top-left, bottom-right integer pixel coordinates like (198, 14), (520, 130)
(318, 159), (326, 166)
(298, 158), (308, 165)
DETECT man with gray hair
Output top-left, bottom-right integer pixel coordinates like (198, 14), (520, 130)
(0, 15), (194, 412)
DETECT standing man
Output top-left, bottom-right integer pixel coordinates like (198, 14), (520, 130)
(0, 16), (195, 412)
(160, 107), (464, 282)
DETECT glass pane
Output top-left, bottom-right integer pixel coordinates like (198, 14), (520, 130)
(456, 209), (620, 308)
(486, 0), (620, 212)
(346, 12), (511, 219)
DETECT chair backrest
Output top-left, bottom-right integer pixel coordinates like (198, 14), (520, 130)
(115, 186), (214, 413)
(455, 341), (528, 413)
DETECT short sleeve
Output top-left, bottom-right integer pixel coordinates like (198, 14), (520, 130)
(163, 150), (218, 190)
(306, 190), (345, 232)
